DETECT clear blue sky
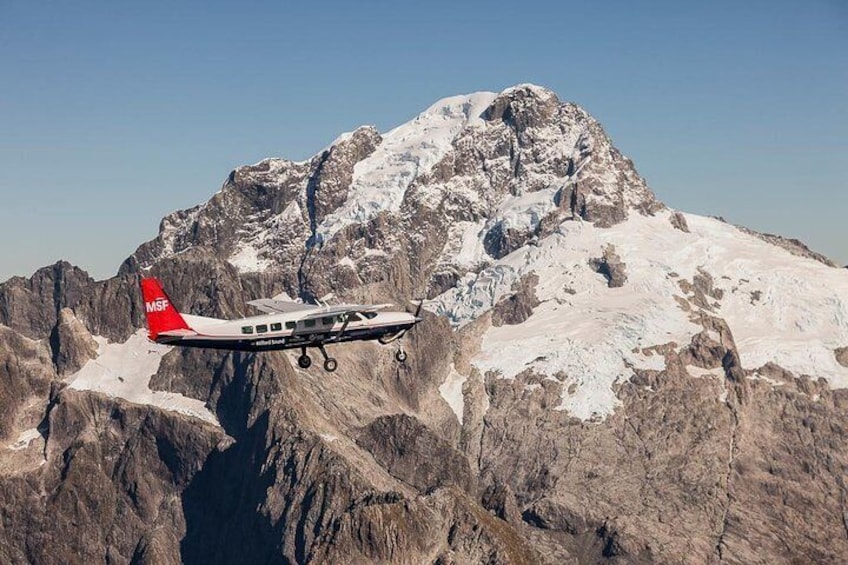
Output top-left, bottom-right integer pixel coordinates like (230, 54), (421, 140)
(1, 0), (846, 280)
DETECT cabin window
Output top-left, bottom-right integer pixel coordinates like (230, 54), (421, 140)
(305, 319), (316, 328)
(285, 321), (296, 330)
(321, 316), (335, 326)
(270, 322), (282, 331)
(241, 326), (254, 334)
(363, 311), (378, 320)
(256, 324), (268, 333)
(348, 313), (362, 321)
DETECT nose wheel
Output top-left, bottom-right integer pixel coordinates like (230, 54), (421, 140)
(395, 348), (407, 363)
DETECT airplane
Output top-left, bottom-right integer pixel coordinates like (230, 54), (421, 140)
(139, 277), (423, 372)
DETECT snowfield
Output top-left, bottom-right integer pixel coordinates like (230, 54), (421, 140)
(431, 211), (848, 420)
(67, 331), (219, 425)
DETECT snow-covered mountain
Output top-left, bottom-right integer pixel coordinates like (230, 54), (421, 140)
(2, 84), (848, 563)
(131, 83), (848, 423)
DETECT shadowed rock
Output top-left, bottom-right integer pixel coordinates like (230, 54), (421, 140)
(835, 347), (848, 368)
(50, 308), (98, 376)
(492, 273), (541, 327)
(589, 244), (628, 288)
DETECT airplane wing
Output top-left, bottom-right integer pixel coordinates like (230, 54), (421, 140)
(298, 303), (394, 320)
(247, 298), (316, 314)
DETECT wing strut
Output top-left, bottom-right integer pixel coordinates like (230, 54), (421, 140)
(329, 312), (353, 343)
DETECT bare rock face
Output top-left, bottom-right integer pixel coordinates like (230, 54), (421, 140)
(0, 262), (141, 343)
(482, 86), (661, 230)
(0, 389), (223, 564)
(677, 268), (725, 312)
(356, 414), (474, 493)
(836, 347), (848, 368)
(483, 222), (536, 260)
(50, 308), (98, 376)
(0, 262), (95, 339)
(491, 273), (540, 326)
(693, 268), (724, 301)
(309, 126), (382, 229)
(589, 244), (628, 288)
(715, 376), (848, 562)
(312, 487), (539, 564)
(0, 327), (54, 442)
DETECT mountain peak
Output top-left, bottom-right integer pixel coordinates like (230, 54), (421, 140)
(420, 90), (498, 124)
(131, 84), (661, 280)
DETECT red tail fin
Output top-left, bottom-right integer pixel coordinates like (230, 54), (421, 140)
(140, 277), (190, 340)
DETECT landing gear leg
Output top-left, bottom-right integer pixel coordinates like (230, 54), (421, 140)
(297, 347), (312, 369)
(318, 344), (338, 372)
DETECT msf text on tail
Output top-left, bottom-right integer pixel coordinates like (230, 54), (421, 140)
(140, 277), (422, 372)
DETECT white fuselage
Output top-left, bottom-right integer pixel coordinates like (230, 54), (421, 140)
(159, 309), (418, 352)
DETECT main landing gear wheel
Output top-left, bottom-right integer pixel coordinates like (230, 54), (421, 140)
(298, 347), (312, 369)
(317, 344), (337, 372)
(297, 354), (312, 369)
(395, 349), (408, 363)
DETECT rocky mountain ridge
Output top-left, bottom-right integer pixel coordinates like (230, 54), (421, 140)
(2, 84), (848, 563)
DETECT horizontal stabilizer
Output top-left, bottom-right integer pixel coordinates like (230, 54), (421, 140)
(156, 328), (198, 337)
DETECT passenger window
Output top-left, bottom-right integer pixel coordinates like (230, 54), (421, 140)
(305, 319), (316, 328)
(363, 312), (378, 320)
(241, 326), (254, 335)
(256, 324), (268, 333)
(321, 316), (334, 325)
(285, 321), (296, 330)
(270, 322), (282, 331)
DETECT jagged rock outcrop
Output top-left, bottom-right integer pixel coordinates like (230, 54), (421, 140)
(589, 244), (628, 288)
(309, 126), (382, 227)
(669, 210), (690, 232)
(491, 274), (541, 327)
(0, 261), (141, 342)
(2, 84), (848, 564)
(836, 347), (848, 368)
(50, 308), (98, 376)
(0, 389), (222, 564)
(0, 326), (54, 443)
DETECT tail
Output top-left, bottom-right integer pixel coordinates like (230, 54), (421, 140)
(140, 277), (190, 340)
